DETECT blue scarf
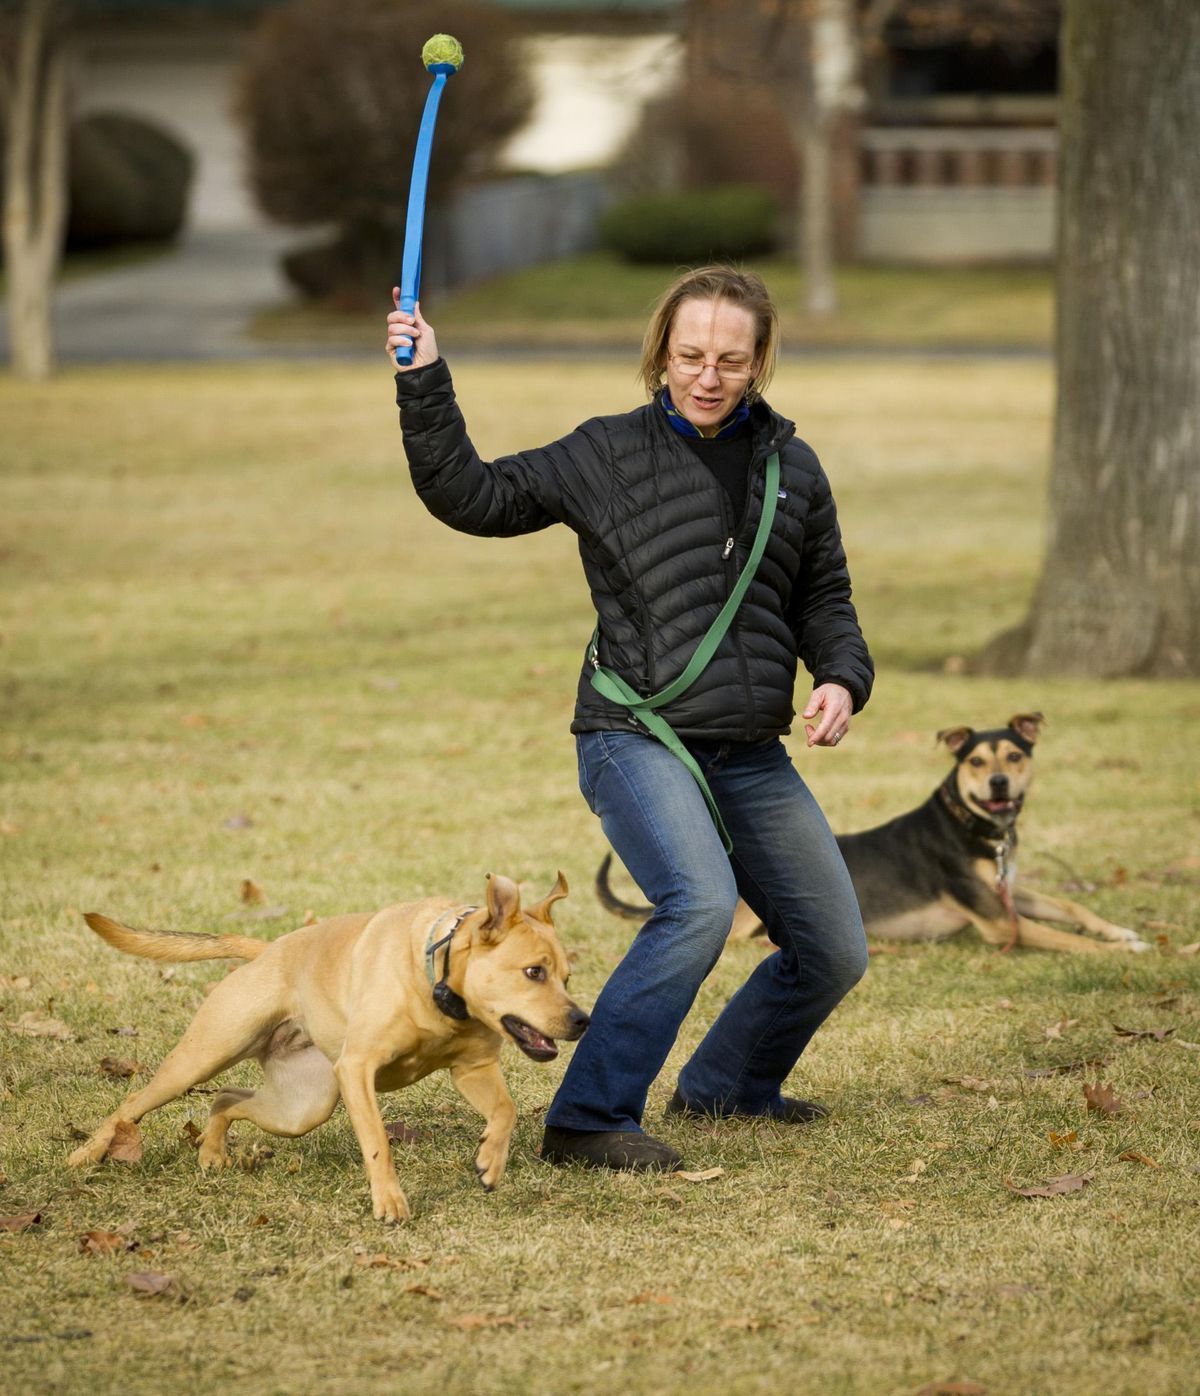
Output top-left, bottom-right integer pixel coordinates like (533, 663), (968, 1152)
(660, 389), (751, 441)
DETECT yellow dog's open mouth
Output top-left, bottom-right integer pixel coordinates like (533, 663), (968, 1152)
(501, 1015), (558, 1062)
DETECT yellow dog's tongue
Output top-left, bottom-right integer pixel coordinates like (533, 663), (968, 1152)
(502, 1016), (558, 1060)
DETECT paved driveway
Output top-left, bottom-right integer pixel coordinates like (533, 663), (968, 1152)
(0, 227), (367, 364)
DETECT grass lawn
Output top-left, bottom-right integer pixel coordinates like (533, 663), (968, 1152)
(1, 356), (1197, 1396)
(249, 255), (1054, 353)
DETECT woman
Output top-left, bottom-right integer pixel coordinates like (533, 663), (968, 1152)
(388, 266), (873, 1173)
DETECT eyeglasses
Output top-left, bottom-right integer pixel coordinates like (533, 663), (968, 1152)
(668, 351), (754, 381)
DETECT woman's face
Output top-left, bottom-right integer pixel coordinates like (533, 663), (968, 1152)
(663, 297), (759, 434)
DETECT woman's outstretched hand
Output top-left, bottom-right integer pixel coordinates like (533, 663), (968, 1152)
(387, 288), (439, 371)
(803, 683), (853, 749)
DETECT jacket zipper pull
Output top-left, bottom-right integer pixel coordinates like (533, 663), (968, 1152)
(722, 536), (735, 560)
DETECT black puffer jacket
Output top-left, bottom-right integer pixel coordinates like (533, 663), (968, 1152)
(396, 359), (873, 741)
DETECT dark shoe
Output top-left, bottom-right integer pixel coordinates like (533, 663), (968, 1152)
(540, 1125), (682, 1173)
(666, 1088), (829, 1125)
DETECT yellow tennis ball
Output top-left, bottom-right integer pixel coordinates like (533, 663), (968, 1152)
(421, 34), (464, 72)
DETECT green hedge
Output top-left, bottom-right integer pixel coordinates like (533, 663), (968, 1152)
(68, 112), (194, 249)
(599, 185), (779, 265)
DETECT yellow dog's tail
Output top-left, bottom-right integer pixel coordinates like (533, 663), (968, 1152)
(83, 912), (267, 963)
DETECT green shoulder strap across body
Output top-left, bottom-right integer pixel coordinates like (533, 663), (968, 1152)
(587, 451), (781, 852)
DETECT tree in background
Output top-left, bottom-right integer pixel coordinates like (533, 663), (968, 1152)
(677, 0), (1058, 315)
(237, 0), (532, 303)
(1, 0), (70, 380)
(983, 0), (1200, 676)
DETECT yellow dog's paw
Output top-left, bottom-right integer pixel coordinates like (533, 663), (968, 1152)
(198, 1144), (231, 1170)
(67, 1139), (108, 1168)
(371, 1180), (411, 1224)
(474, 1150), (508, 1193)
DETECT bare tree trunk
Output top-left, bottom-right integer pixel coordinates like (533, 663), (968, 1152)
(3, 0), (69, 381)
(982, 0), (1200, 676)
(795, 0), (859, 318)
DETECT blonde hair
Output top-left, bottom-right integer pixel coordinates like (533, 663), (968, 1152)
(639, 265), (780, 400)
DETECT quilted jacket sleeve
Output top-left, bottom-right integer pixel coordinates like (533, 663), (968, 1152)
(395, 358), (610, 538)
(787, 464), (874, 713)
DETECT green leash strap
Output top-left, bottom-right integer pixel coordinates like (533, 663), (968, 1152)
(588, 451), (781, 852)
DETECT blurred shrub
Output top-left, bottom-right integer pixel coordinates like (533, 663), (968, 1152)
(599, 185), (779, 265)
(237, 0), (532, 301)
(67, 112), (194, 248)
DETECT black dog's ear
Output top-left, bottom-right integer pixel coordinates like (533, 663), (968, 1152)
(1008, 711), (1046, 746)
(527, 870), (569, 926)
(936, 725), (974, 756)
(480, 873), (521, 943)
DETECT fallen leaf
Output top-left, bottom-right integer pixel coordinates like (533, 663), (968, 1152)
(1177, 942), (1199, 956)
(1083, 1082), (1123, 1117)
(941, 1076), (998, 1093)
(1118, 1151), (1159, 1167)
(1004, 1172), (1093, 1198)
(180, 1121), (203, 1147)
(1047, 1129), (1082, 1151)
(126, 1271), (174, 1297)
(995, 998), (1015, 1010)
(628, 1292), (674, 1305)
(106, 1120), (144, 1164)
(236, 1144), (274, 1171)
(655, 1187), (685, 1206)
(1043, 1018), (1080, 1040)
(79, 1230), (135, 1255)
(1113, 1023), (1175, 1042)
(240, 879), (265, 905)
(1172, 1038), (1200, 1051)
(915, 1383), (988, 1396)
(0, 1211), (42, 1232)
(0, 975), (32, 991)
(899, 1159), (928, 1183)
(676, 1167), (724, 1183)
(6, 1011), (74, 1040)
(251, 1214), (270, 1227)
(354, 1252), (399, 1269)
(180, 713), (210, 729)
(446, 1314), (518, 1331)
(403, 1283), (444, 1301)
(1025, 1057), (1109, 1078)
(106, 1026), (138, 1037)
(98, 1056), (143, 1079)
(880, 1199), (917, 1214)
(721, 1316), (765, 1331)
(385, 1120), (430, 1146)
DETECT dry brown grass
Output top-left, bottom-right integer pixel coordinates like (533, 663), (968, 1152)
(1, 358), (1197, 1396)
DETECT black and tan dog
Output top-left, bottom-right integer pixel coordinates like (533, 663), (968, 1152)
(68, 872), (589, 1222)
(598, 714), (1150, 956)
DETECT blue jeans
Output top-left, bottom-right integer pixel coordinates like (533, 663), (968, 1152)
(545, 730), (868, 1134)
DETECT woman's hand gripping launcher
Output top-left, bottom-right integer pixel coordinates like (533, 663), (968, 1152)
(395, 34), (464, 367)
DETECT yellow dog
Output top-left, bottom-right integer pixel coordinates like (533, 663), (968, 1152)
(68, 872), (589, 1222)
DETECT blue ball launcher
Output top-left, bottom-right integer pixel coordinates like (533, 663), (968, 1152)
(395, 52), (461, 367)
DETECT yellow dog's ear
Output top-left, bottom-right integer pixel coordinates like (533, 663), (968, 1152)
(1008, 711), (1046, 746)
(480, 873), (522, 942)
(936, 725), (974, 755)
(527, 870), (569, 925)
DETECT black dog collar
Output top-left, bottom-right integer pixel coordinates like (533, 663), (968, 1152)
(424, 906), (478, 1021)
